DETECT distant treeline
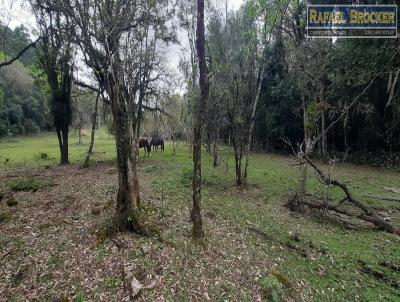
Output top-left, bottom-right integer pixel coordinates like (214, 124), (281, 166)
(0, 24), (49, 137)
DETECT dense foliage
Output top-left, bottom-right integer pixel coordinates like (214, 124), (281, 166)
(0, 24), (49, 137)
(205, 0), (400, 159)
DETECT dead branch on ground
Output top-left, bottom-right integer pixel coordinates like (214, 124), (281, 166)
(303, 156), (400, 236)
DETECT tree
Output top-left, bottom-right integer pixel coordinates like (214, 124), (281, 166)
(43, 0), (173, 233)
(31, 0), (73, 165)
(191, 0), (207, 240)
(82, 90), (100, 168)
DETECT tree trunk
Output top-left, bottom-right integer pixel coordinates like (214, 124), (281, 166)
(233, 137), (243, 187)
(192, 125), (204, 239)
(343, 102), (349, 154)
(206, 132), (211, 154)
(191, 0), (207, 240)
(61, 128), (69, 164)
(291, 94), (311, 211)
(213, 142), (218, 168)
(243, 65), (265, 184)
(321, 108), (327, 160)
(172, 134), (176, 156)
(57, 127), (69, 165)
(82, 92), (100, 168)
(97, 102), (101, 130)
(212, 127), (218, 168)
(107, 80), (143, 233)
(114, 109), (143, 233)
(78, 127), (82, 145)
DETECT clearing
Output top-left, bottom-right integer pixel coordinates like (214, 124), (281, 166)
(0, 132), (399, 301)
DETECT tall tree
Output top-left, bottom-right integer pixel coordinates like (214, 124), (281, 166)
(32, 1), (73, 165)
(52, 0), (172, 233)
(191, 0), (207, 239)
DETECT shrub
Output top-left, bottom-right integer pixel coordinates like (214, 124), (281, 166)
(8, 177), (48, 192)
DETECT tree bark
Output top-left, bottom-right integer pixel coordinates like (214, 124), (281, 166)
(233, 136), (244, 187)
(191, 0), (207, 240)
(213, 142), (218, 168)
(113, 91), (143, 234)
(57, 127), (69, 165)
(61, 128), (69, 164)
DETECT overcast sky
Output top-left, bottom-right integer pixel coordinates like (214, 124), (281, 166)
(1, 0), (244, 90)
(2, 0), (244, 29)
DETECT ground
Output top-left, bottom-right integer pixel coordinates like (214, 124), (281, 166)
(0, 131), (399, 302)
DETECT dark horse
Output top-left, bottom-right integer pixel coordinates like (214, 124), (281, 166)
(138, 137), (151, 157)
(150, 136), (164, 152)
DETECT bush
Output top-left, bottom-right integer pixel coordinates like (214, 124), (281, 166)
(8, 177), (48, 192)
(179, 169), (193, 187)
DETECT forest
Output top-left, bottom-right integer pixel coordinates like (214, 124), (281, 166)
(0, 0), (399, 301)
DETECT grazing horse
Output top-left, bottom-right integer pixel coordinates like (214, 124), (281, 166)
(138, 137), (151, 157)
(150, 136), (164, 152)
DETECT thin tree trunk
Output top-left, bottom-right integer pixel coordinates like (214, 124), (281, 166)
(291, 93), (311, 211)
(191, 0), (207, 240)
(321, 108), (327, 160)
(206, 132), (211, 154)
(244, 66), (265, 183)
(97, 102), (101, 130)
(82, 92), (100, 168)
(213, 142), (218, 168)
(233, 137), (243, 187)
(172, 134), (176, 156)
(213, 128), (219, 168)
(57, 127), (69, 165)
(78, 127), (82, 145)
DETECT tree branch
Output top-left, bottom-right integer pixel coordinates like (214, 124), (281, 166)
(0, 36), (43, 69)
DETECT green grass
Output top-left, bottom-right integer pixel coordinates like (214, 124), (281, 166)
(1, 131), (399, 301)
(0, 129), (116, 167)
(146, 143), (400, 301)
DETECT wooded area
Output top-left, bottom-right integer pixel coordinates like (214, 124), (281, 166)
(0, 0), (400, 301)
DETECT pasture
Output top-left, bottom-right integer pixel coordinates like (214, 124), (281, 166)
(0, 131), (399, 301)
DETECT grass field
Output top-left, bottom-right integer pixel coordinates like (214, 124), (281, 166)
(0, 131), (399, 301)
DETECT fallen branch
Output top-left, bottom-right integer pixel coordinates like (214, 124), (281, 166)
(304, 156), (400, 236)
(384, 187), (400, 195)
(379, 261), (400, 273)
(358, 260), (400, 289)
(364, 193), (400, 202)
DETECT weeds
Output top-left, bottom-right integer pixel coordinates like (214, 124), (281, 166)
(8, 177), (48, 192)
